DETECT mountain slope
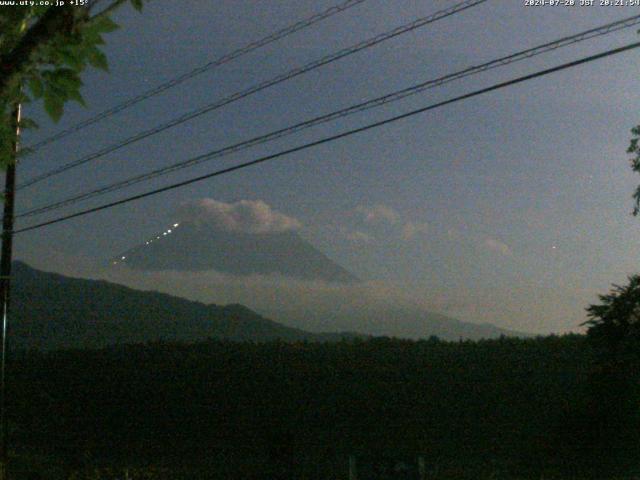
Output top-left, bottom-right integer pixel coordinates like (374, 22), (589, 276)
(261, 303), (531, 341)
(114, 222), (359, 284)
(9, 262), (359, 350)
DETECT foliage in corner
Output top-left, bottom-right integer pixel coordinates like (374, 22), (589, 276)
(629, 125), (640, 215)
(0, 0), (145, 169)
(584, 276), (640, 359)
(583, 276), (640, 475)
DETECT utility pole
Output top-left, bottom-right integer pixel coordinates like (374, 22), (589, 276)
(0, 103), (22, 480)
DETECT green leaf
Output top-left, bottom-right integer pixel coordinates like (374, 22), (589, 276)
(43, 94), (64, 123)
(59, 48), (84, 70)
(131, 0), (144, 11)
(44, 85), (67, 103)
(91, 15), (120, 34)
(68, 89), (86, 107)
(87, 48), (109, 71)
(50, 68), (83, 92)
(27, 76), (44, 99)
(81, 23), (106, 45)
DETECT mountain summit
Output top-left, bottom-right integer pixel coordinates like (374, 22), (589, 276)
(112, 198), (358, 283)
(113, 222), (359, 284)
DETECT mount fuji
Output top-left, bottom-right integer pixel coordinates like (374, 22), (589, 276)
(113, 220), (359, 284)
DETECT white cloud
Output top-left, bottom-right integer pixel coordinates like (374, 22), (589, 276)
(178, 199), (301, 234)
(484, 238), (512, 257)
(354, 205), (429, 242)
(356, 204), (400, 225)
(401, 222), (429, 241)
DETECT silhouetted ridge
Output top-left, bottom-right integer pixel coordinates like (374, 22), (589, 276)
(9, 261), (360, 350)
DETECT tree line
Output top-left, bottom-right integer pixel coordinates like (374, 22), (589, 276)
(5, 332), (638, 479)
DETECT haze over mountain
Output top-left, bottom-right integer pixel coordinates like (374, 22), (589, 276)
(113, 199), (358, 284)
(9, 261), (528, 350)
(9, 262), (359, 350)
(261, 302), (530, 341)
(103, 266), (532, 340)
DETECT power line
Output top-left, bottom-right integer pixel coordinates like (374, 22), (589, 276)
(16, 13), (640, 219)
(22, 0), (368, 154)
(14, 40), (640, 235)
(17, 0), (488, 190)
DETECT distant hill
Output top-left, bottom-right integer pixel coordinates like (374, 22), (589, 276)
(113, 222), (359, 284)
(9, 262), (360, 350)
(263, 302), (531, 341)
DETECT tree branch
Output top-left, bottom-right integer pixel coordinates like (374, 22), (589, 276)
(0, 5), (76, 99)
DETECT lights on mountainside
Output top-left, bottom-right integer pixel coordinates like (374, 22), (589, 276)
(147, 224), (177, 244)
(159, 224), (179, 237)
(113, 222), (182, 265)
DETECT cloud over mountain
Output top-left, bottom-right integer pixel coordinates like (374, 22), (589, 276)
(484, 238), (512, 257)
(356, 204), (401, 225)
(345, 230), (373, 244)
(178, 199), (302, 234)
(354, 204), (428, 242)
(401, 222), (429, 241)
